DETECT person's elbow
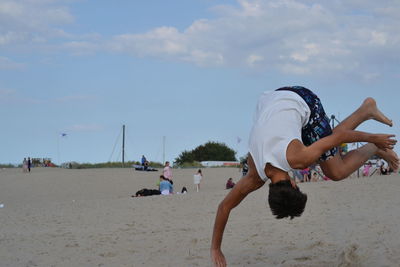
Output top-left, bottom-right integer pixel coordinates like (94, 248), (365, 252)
(288, 152), (315, 170)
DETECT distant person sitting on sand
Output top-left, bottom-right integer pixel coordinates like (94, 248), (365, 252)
(211, 86), (399, 266)
(159, 176), (173, 195)
(225, 178), (235, 189)
(193, 169), (203, 192)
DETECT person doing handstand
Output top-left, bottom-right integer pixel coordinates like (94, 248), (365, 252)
(211, 86), (399, 267)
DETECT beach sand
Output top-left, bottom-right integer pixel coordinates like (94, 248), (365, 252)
(1, 167), (400, 266)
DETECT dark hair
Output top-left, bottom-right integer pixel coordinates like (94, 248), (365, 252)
(268, 180), (307, 219)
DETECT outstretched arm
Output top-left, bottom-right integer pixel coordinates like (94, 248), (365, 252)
(287, 129), (396, 170)
(211, 173), (264, 267)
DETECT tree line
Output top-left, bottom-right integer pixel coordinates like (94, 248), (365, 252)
(174, 141), (237, 166)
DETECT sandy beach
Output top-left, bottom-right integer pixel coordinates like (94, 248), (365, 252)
(1, 167), (400, 267)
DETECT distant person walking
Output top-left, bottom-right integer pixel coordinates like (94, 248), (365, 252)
(22, 158), (28, 173)
(193, 169), (203, 192)
(27, 157), (32, 172)
(163, 161), (173, 181)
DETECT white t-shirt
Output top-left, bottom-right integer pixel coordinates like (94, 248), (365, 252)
(193, 174), (202, 184)
(249, 90), (311, 181)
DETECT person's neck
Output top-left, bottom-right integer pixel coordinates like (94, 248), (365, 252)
(265, 165), (290, 184)
(270, 174), (290, 184)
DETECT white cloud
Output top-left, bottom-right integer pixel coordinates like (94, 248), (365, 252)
(110, 27), (186, 56)
(369, 31), (387, 46)
(62, 41), (99, 55)
(107, 0), (400, 77)
(0, 0), (74, 47)
(0, 31), (27, 45)
(0, 56), (25, 70)
(247, 54), (264, 66)
(1, 0), (399, 79)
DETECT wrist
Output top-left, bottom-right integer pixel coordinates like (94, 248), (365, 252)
(365, 133), (375, 144)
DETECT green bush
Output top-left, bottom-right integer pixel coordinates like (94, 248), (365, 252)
(0, 163), (16, 168)
(175, 141), (237, 166)
(69, 161), (146, 169)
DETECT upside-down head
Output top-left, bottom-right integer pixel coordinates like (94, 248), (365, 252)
(268, 180), (307, 219)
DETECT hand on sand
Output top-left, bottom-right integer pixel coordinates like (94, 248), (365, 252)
(211, 249), (227, 267)
(377, 149), (400, 172)
(372, 134), (397, 151)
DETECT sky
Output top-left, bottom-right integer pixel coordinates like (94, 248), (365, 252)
(1, 0), (399, 165)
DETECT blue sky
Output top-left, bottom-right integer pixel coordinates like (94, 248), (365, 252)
(1, 0), (399, 165)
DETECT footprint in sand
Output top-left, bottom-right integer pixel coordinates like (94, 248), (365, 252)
(99, 252), (118, 258)
(338, 244), (362, 267)
(294, 256), (312, 261)
(65, 242), (80, 248)
(307, 240), (324, 249)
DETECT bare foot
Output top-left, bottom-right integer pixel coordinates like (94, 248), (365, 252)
(362, 98), (393, 127)
(376, 149), (399, 171)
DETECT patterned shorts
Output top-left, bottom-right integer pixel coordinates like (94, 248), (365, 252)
(276, 86), (337, 161)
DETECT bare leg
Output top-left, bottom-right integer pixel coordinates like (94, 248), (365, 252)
(333, 98), (392, 133)
(321, 144), (378, 180)
(320, 98), (397, 179)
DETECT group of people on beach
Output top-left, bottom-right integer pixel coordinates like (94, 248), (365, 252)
(134, 165), (241, 197)
(134, 161), (188, 197)
(362, 158), (393, 176)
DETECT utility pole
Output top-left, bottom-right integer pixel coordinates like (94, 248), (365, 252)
(122, 125), (125, 167)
